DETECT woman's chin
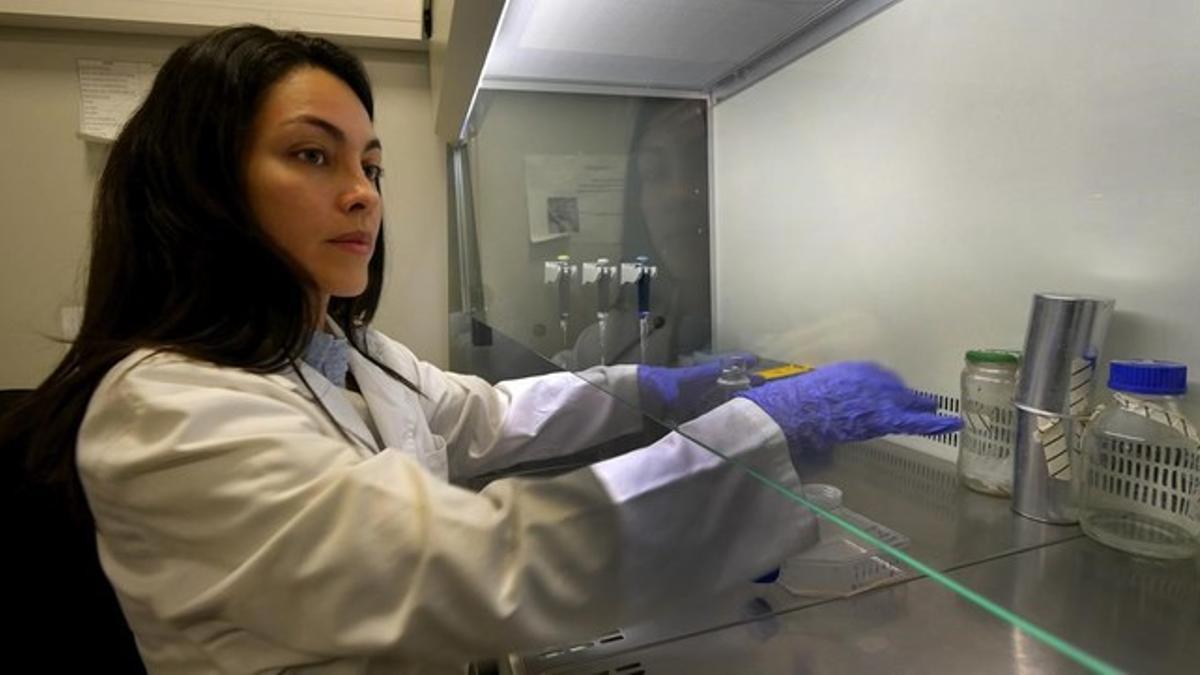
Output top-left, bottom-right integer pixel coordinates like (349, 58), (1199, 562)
(327, 280), (369, 299)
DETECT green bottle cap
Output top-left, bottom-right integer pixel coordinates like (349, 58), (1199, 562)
(965, 349), (1021, 365)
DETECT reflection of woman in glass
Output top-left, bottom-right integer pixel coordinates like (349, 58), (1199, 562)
(624, 98), (712, 362)
(564, 98), (712, 367)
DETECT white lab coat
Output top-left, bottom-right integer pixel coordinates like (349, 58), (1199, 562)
(77, 330), (814, 674)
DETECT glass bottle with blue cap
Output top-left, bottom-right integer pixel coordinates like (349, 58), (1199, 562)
(1077, 360), (1200, 559)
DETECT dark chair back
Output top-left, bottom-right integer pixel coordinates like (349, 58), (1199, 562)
(4, 389), (147, 673)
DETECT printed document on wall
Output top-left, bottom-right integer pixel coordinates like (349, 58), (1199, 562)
(77, 59), (157, 143)
(525, 154), (626, 244)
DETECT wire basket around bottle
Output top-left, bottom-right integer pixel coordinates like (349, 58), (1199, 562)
(1080, 430), (1200, 553)
(961, 399), (1018, 462)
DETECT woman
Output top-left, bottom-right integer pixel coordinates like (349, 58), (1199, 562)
(1, 26), (958, 673)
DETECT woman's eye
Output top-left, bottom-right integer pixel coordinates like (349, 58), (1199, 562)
(364, 164), (384, 183)
(296, 148), (327, 165)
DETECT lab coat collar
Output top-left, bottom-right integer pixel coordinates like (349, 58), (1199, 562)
(278, 357), (382, 456)
(338, 328), (452, 481)
(268, 317), (393, 454)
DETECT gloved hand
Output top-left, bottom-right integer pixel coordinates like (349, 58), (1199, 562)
(638, 353), (758, 422)
(736, 361), (962, 454)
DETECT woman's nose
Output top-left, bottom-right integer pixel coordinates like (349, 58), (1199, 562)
(339, 169), (380, 213)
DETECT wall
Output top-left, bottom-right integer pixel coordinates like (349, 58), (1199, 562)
(712, 0), (1200, 456)
(0, 25), (447, 388)
(0, 0), (424, 46)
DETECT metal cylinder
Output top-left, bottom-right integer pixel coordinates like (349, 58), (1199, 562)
(1012, 407), (1084, 523)
(1014, 293), (1115, 415)
(1011, 293), (1114, 524)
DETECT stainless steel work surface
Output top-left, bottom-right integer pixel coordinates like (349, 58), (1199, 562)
(944, 536), (1200, 674)
(513, 440), (1083, 673)
(796, 439), (1081, 569)
(527, 537), (1199, 674)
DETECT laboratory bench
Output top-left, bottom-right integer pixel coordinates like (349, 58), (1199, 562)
(496, 439), (1200, 675)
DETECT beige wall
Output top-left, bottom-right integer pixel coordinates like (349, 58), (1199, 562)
(359, 45), (449, 369)
(0, 0), (424, 45)
(0, 25), (447, 388)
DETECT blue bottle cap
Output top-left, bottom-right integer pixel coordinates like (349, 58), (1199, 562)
(1107, 360), (1188, 396)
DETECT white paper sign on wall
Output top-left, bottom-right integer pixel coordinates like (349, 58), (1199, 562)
(76, 58), (157, 143)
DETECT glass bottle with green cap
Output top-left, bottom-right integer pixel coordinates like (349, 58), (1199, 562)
(959, 349), (1022, 496)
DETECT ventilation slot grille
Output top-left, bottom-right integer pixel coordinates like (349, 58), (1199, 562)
(533, 630), (627, 664)
(912, 389), (960, 448)
(840, 442), (961, 519)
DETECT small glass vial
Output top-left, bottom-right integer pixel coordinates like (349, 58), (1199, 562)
(1078, 360), (1200, 559)
(959, 349), (1021, 496)
(716, 355), (752, 392)
(698, 354), (753, 415)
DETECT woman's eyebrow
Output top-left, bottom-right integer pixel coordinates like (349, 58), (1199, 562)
(284, 114), (382, 151)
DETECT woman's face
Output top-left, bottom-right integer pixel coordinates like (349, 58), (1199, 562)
(243, 66), (383, 302)
(635, 103), (709, 283)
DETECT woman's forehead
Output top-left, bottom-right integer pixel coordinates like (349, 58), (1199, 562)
(256, 67), (373, 134)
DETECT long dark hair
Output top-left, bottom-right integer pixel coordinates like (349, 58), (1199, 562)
(2, 25), (414, 522)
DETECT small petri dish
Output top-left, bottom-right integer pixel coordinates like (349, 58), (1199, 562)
(801, 483), (843, 510)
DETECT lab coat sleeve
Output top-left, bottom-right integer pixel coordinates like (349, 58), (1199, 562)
(78, 354), (813, 671)
(368, 331), (645, 480)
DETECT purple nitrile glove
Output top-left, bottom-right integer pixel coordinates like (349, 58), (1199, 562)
(638, 353), (758, 422)
(736, 361), (962, 454)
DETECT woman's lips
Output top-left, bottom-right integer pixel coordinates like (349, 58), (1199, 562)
(328, 232), (373, 255)
(331, 241), (371, 255)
